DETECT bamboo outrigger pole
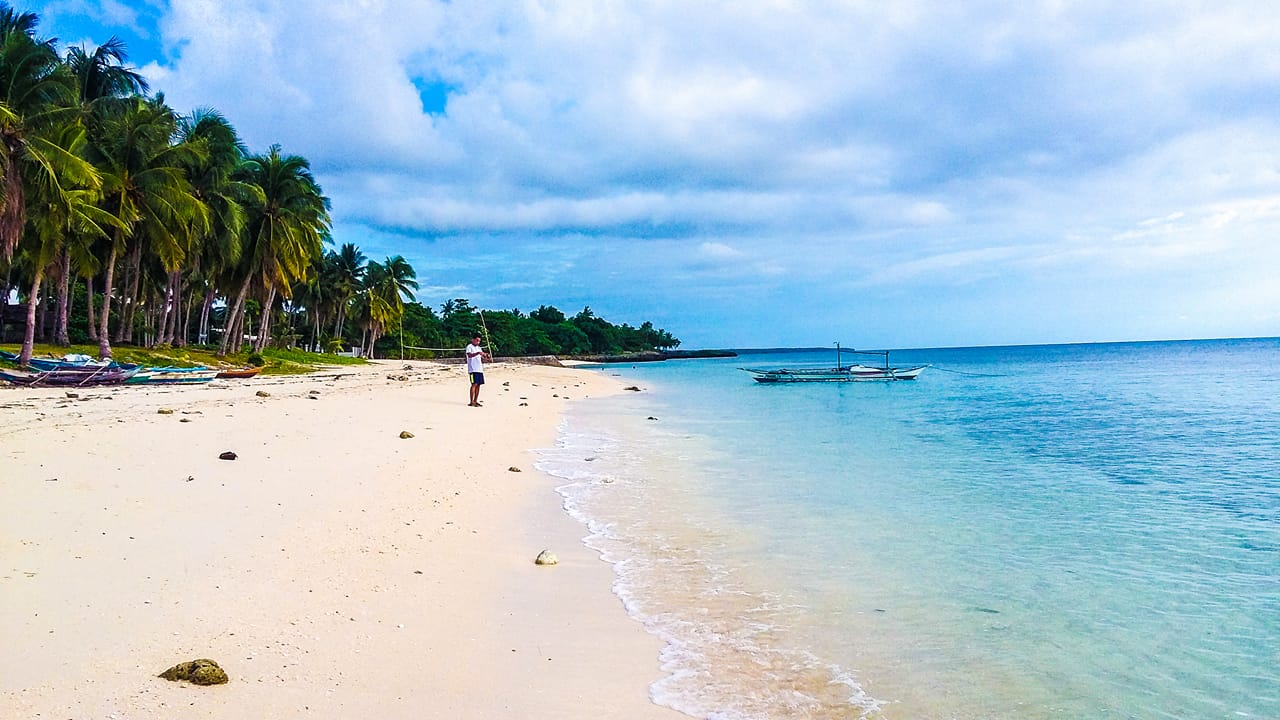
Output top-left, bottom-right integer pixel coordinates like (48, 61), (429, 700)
(478, 309), (495, 358)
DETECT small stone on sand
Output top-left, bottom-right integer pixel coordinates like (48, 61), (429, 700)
(158, 658), (228, 685)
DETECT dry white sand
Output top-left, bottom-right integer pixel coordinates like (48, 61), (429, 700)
(0, 361), (686, 719)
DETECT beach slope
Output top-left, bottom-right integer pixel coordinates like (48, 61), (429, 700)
(0, 361), (683, 719)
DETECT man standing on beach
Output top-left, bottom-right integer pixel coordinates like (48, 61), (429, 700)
(465, 335), (491, 407)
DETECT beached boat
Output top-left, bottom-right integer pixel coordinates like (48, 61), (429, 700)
(0, 365), (138, 387)
(29, 356), (138, 372)
(126, 367), (219, 385)
(742, 346), (927, 383)
(0, 350), (138, 372)
(215, 366), (262, 379)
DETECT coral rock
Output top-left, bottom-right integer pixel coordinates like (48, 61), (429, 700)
(534, 550), (559, 566)
(159, 658), (228, 686)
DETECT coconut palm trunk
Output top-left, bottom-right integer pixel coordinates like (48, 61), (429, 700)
(198, 287), (215, 345)
(253, 284), (278, 352)
(19, 265), (45, 366)
(119, 241), (144, 343)
(1, 266), (11, 341)
(167, 272), (184, 344)
(98, 243), (119, 358)
(178, 283), (198, 347)
(55, 249), (71, 345)
(155, 276), (171, 345)
(219, 275), (250, 355)
(156, 270), (181, 345)
(85, 275), (98, 341)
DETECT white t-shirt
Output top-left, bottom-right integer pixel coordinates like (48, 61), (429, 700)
(465, 343), (484, 373)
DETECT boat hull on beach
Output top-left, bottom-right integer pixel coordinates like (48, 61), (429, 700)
(125, 367), (219, 385)
(0, 366), (138, 387)
(1, 350), (138, 373)
(215, 366), (262, 379)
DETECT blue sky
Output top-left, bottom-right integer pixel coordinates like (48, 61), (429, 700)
(26, 0), (1280, 349)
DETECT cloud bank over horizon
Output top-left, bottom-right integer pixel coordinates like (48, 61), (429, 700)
(30, 0), (1280, 347)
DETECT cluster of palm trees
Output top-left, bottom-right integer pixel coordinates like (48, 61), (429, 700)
(0, 5), (416, 365)
(298, 243), (419, 359)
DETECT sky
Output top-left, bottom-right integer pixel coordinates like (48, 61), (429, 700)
(23, 0), (1280, 349)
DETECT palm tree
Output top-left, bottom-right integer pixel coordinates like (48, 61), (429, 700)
(221, 144), (329, 355)
(0, 6), (120, 363)
(360, 255), (417, 357)
(16, 121), (116, 364)
(375, 255), (418, 312)
(88, 95), (208, 357)
(0, 4), (81, 261)
(330, 242), (365, 343)
(58, 35), (148, 345)
(64, 36), (149, 109)
(173, 108), (255, 346)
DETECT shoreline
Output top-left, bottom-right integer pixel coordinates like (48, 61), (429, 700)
(0, 361), (685, 719)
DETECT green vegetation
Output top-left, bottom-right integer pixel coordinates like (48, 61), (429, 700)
(0, 4), (678, 367)
(382, 300), (680, 360)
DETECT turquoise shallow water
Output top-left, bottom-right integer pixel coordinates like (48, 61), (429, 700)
(536, 338), (1280, 719)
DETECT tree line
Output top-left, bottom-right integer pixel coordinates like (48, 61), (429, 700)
(389, 300), (680, 360)
(0, 4), (679, 364)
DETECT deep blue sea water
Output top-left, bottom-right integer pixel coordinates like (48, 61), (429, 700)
(536, 338), (1280, 719)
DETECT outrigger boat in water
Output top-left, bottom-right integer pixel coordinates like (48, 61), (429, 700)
(742, 344), (927, 383)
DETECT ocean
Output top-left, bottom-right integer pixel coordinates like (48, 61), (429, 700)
(535, 338), (1280, 720)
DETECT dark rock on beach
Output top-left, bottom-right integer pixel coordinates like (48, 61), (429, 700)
(159, 658), (228, 685)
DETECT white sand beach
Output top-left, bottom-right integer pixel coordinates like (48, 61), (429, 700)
(0, 361), (685, 719)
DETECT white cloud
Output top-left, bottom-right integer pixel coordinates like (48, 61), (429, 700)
(46, 0), (1280, 346)
(698, 242), (743, 261)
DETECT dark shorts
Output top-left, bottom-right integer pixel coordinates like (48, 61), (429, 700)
(469, 372), (485, 385)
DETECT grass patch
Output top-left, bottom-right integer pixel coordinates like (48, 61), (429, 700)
(0, 343), (368, 375)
